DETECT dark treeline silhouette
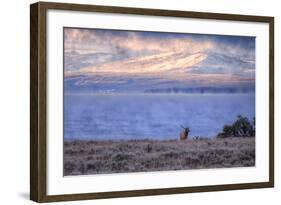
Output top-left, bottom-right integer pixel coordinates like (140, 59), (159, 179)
(144, 87), (255, 94)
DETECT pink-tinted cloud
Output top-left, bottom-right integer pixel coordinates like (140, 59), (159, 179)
(64, 27), (255, 89)
(79, 52), (207, 74)
(64, 28), (214, 55)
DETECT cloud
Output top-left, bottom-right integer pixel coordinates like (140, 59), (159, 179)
(78, 52), (207, 74)
(188, 52), (255, 76)
(64, 27), (255, 89)
(64, 28), (214, 55)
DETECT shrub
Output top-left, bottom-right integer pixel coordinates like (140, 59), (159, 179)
(217, 115), (255, 138)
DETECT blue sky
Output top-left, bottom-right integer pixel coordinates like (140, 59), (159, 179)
(64, 27), (255, 92)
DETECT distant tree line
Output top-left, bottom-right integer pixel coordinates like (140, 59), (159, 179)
(217, 115), (255, 138)
(145, 87), (255, 94)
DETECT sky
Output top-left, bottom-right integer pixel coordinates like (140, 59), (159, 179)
(64, 27), (255, 93)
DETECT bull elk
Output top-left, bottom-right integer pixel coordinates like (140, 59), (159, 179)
(179, 125), (190, 141)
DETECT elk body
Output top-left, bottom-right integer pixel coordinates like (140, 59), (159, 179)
(179, 126), (190, 141)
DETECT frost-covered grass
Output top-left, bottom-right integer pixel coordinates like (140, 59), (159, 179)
(64, 137), (255, 176)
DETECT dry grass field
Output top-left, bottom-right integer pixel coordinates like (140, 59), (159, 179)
(64, 137), (255, 176)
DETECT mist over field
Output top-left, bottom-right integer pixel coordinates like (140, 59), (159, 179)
(64, 93), (255, 140)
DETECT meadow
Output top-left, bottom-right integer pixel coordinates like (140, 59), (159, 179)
(64, 137), (255, 176)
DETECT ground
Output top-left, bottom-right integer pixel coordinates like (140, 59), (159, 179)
(64, 137), (255, 176)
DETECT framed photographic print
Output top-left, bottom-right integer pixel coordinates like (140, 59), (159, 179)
(30, 1), (274, 202)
